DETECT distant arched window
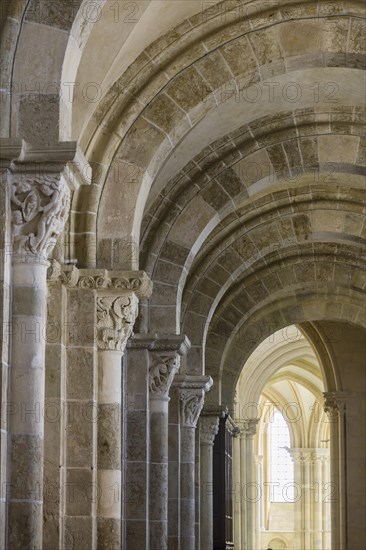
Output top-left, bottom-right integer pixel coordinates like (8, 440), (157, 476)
(269, 409), (294, 502)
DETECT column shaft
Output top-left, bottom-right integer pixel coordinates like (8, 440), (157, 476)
(0, 165), (12, 550)
(199, 416), (219, 550)
(174, 375), (212, 550)
(324, 395), (341, 550)
(233, 435), (241, 550)
(8, 260), (48, 549)
(322, 454), (331, 550)
(304, 454), (311, 549)
(168, 389), (181, 550)
(181, 425), (195, 550)
(148, 340), (187, 549)
(123, 346), (150, 548)
(97, 350), (122, 549)
(240, 432), (247, 549)
(150, 397), (169, 549)
(245, 420), (258, 550)
(312, 454), (323, 550)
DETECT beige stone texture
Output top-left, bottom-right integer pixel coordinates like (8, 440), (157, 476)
(318, 134), (360, 165)
(1, 2), (366, 549)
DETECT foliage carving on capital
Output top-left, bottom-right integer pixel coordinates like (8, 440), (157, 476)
(149, 353), (180, 398)
(180, 389), (205, 428)
(246, 418), (259, 438)
(11, 173), (70, 259)
(323, 392), (348, 421)
(96, 293), (138, 351)
(47, 262), (152, 298)
(200, 416), (219, 445)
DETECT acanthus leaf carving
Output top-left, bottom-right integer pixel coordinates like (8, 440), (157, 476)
(11, 172), (70, 259)
(149, 353), (180, 398)
(96, 293), (138, 351)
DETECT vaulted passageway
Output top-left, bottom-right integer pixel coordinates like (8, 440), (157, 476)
(0, 1), (365, 548)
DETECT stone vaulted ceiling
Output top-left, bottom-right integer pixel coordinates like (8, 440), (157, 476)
(2, 0), (365, 407)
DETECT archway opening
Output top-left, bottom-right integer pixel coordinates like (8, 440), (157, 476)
(233, 325), (331, 550)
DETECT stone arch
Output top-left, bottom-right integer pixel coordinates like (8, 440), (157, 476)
(66, 1), (366, 268)
(267, 537), (288, 549)
(235, 324), (329, 449)
(203, 279), (364, 408)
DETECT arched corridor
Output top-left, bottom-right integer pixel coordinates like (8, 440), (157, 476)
(233, 325), (331, 549)
(0, 1), (365, 549)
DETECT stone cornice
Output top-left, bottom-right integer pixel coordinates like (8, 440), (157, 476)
(47, 261), (153, 299)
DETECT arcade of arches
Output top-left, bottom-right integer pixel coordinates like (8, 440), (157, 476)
(0, 1), (365, 549)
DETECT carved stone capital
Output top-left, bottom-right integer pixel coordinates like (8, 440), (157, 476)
(245, 418), (259, 438)
(174, 375), (213, 428)
(200, 416), (219, 445)
(6, 141), (90, 262)
(149, 352), (180, 399)
(323, 391), (349, 421)
(47, 262), (153, 299)
(96, 292), (138, 352)
(311, 449), (330, 464)
(179, 389), (205, 428)
(10, 170), (70, 260)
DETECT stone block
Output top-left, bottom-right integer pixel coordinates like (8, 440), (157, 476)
(98, 403), (120, 470)
(97, 517), (120, 549)
(66, 400), (95, 467)
(8, 501), (42, 549)
(125, 410), (148, 461)
(125, 462), (148, 519)
(67, 347), (95, 400)
(64, 516), (94, 550)
(65, 468), (94, 516)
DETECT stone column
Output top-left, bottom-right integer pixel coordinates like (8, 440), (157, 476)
(45, 266), (151, 549)
(245, 419), (259, 550)
(289, 449), (304, 550)
(96, 290), (139, 549)
(233, 430), (242, 550)
(0, 139), (22, 550)
(6, 143), (83, 549)
(311, 450), (325, 550)
(321, 451), (331, 550)
(174, 375), (213, 550)
(324, 392), (348, 550)
(148, 336), (190, 550)
(239, 424), (247, 549)
(199, 416), (219, 550)
(124, 336), (151, 548)
(303, 451), (312, 549)
(168, 387), (181, 550)
(254, 455), (263, 550)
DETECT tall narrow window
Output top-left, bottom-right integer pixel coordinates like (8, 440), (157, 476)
(269, 409), (294, 502)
